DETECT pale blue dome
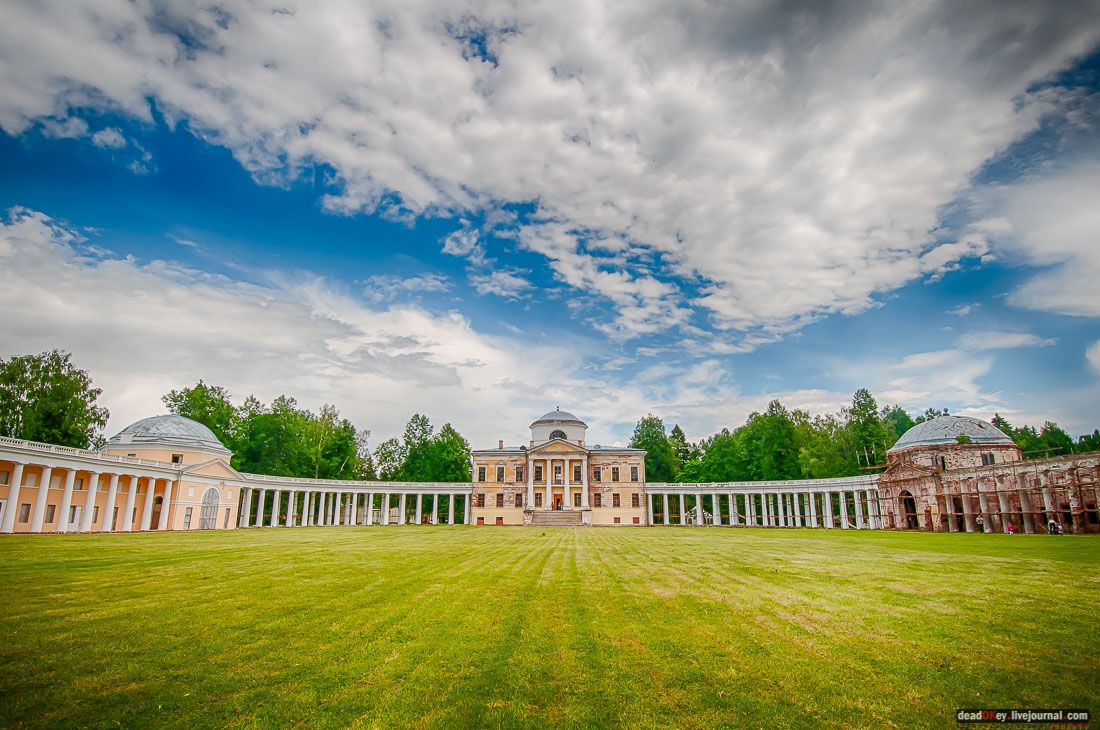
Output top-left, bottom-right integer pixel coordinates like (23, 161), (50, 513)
(888, 415), (1013, 452)
(106, 414), (230, 455)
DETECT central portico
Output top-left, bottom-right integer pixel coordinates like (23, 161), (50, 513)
(470, 408), (647, 526)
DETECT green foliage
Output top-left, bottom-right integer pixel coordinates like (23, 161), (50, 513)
(629, 414), (679, 482)
(668, 424), (699, 465)
(1078, 429), (1100, 452)
(914, 407), (948, 424)
(0, 350), (109, 448)
(848, 388), (889, 466)
(737, 401), (801, 481)
(374, 414), (472, 482)
(162, 380), (236, 447)
(955, 432), (972, 443)
(880, 404), (916, 446)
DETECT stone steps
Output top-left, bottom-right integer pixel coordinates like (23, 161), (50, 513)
(528, 510), (584, 526)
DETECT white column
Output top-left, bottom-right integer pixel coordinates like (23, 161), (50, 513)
(695, 493), (704, 526)
(646, 493), (654, 526)
(57, 469), (77, 532)
(526, 455), (534, 510)
(254, 489), (266, 527)
(79, 472), (100, 532)
(361, 493), (370, 525)
(101, 473), (119, 532)
(543, 461), (551, 510)
(447, 494), (455, 525)
(158, 479), (174, 530)
(822, 492), (832, 528)
(776, 492), (786, 527)
(331, 492), (339, 525)
(285, 492), (295, 527)
(808, 492), (818, 528)
(415, 493), (423, 525)
(864, 490), (877, 529)
(763, 493), (772, 526)
(139, 478), (157, 531)
(581, 455), (589, 509)
(976, 481), (992, 533)
(382, 494), (391, 525)
(563, 461), (571, 509)
(709, 495), (719, 526)
(746, 494), (754, 526)
(960, 482), (976, 533)
(432, 494), (439, 525)
(268, 490), (279, 527)
(121, 474), (138, 532)
(853, 490), (865, 528)
(662, 494), (670, 525)
(840, 492), (850, 529)
(1, 463), (24, 533)
(399, 493), (407, 525)
(679, 494), (686, 525)
(728, 493), (736, 526)
(304, 492), (313, 526)
(30, 465), (53, 533)
(463, 494), (471, 525)
(239, 488), (251, 527)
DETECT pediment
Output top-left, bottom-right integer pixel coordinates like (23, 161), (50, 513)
(528, 439), (588, 455)
(183, 458), (243, 480)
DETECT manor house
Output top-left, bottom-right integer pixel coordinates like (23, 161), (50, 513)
(0, 409), (1096, 534)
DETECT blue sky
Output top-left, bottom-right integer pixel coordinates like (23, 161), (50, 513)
(0, 1), (1098, 448)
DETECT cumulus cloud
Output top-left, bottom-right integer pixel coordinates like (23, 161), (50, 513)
(1, 0), (1097, 345)
(468, 269), (533, 299)
(90, 127), (125, 149)
(957, 332), (1057, 351)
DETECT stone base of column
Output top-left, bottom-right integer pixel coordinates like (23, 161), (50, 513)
(581, 507), (592, 526)
(522, 509), (534, 526)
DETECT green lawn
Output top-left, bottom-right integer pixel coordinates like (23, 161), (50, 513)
(0, 527), (1096, 729)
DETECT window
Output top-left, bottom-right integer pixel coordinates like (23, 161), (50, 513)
(478, 466), (486, 482)
(188, 486), (195, 497)
(112, 506), (118, 526)
(496, 516), (503, 525)
(516, 466), (524, 482)
(534, 465), (543, 482)
(45, 505), (55, 523)
(0, 470), (9, 485)
(553, 464), (563, 484)
(573, 493), (581, 507)
(535, 493), (543, 507)
(223, 509), (231, 529)
(593, 467), (601, 482)
(593, 494), (602, 508)
(612, 467), (620, 482)
(934, 455), (946, 470)
(613, 494), (621, 508)
(572, 464), (581, 483)
(171, 454), (183, 464)
(476, 494), (485, 508)
(1087, 502), (1099, 526)
(75, 477), (85, 491)
(92, 506), (99, 523)
(184, 507), (193, 529)
(477, 517), (484, 525)
(631, 493), (639, 508)
(69, 506), (78, 523)
(981, 453), (995, 466)
(496, 466), (505, 482)
(633, 516), (640, 524)
(18, 503), (30, 523)
(630, 466), (639, 482)
(496, 493), (504, 508)
(516, 494), (523, 508)
(550, 429), (567, 440)
(614, 516), (621, 524)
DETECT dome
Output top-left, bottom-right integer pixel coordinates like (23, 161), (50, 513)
(530, 407), (586, 426)
(106, 414), (231, 456)
(888, 415), (1014, 452)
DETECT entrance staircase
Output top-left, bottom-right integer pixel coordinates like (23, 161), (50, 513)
(529, 510), (584, 527)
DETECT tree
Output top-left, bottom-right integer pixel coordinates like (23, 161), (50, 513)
(162, 380), (237, 448)
(1039, 421), (1074, 457)
(1077, 429), (1100, 453)
(629, 414), (678, 482)
(848, 389), (889, 467)
(914, 407), (948, 424)
(374, 437), (407, 480)
(737, 400), (801, 481)
(668, 424), (699, 467)
(429, 423), (472, 482)
(0, 350), (109, 448)
(880, 405), (916, 446)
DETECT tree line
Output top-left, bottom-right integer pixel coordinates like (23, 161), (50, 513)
(628, 388), (1100, 483)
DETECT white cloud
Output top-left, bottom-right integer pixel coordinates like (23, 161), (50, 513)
(1087, 340), (1100, 375)
(469, 269), (533, 299)
(39, 116), (87, 139)
(90, 127), (125, 149)
(957, 332), (1056, 351)
(945, 304), (977, 316)
(363, 273), (451, 303)
(1, 1), (1097, 345)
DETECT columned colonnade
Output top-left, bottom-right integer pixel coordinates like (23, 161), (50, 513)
(645, 476), (884, 529)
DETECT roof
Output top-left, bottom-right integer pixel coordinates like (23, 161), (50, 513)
(530, 407), (586, 427)
(106, 414), (231, 456)
(888, 415), (1015, 452)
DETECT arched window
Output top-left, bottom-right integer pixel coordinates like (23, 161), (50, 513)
(549, 429), (567, 440)
(198, 488), (220, 530)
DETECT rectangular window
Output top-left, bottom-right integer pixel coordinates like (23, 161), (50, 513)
(18, 503), (30, 523)
(572, 464), (581, 483)
(69, 506), (78, 523)
(631, 493), (639, 508)
(45, 504), (55, 523)
(477, 494), (485, 508)
(92, 506), (99, 524)
(535, 493), (543, 507)
(171, 454), (183, 464)
(934, 455), (946, 470)
(478, 466), (486, 482)
(593, 467), (601, 482)
(75, 477), (85, 491)
(593, 494), (602, 508)
(630, 466), (639, 482)
(633, 516), (640, 524)
(496, 516), (503, 525)
(496, 466), (505, 482)
(0, 470), (9, 485)
(477, 517), (485, 525)
(496, 493), (504, 508)
(112, 506), (118, 526)
(515, 494), (523, 508)
(613, 494), (621, 508)
(516, 466), (524, 483)
(981, 453), (995, 466)
(573, 493), (581, 507)
(612, 467), (620, 482)
(184, 507), (193, 530)
(534, 465), (543, 482)
(188, 486), (195, 497)
(553, 464), (563, 484)
(614, 516), (621, 524)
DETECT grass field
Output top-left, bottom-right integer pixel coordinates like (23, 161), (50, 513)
(0, 527), (1096, 729)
